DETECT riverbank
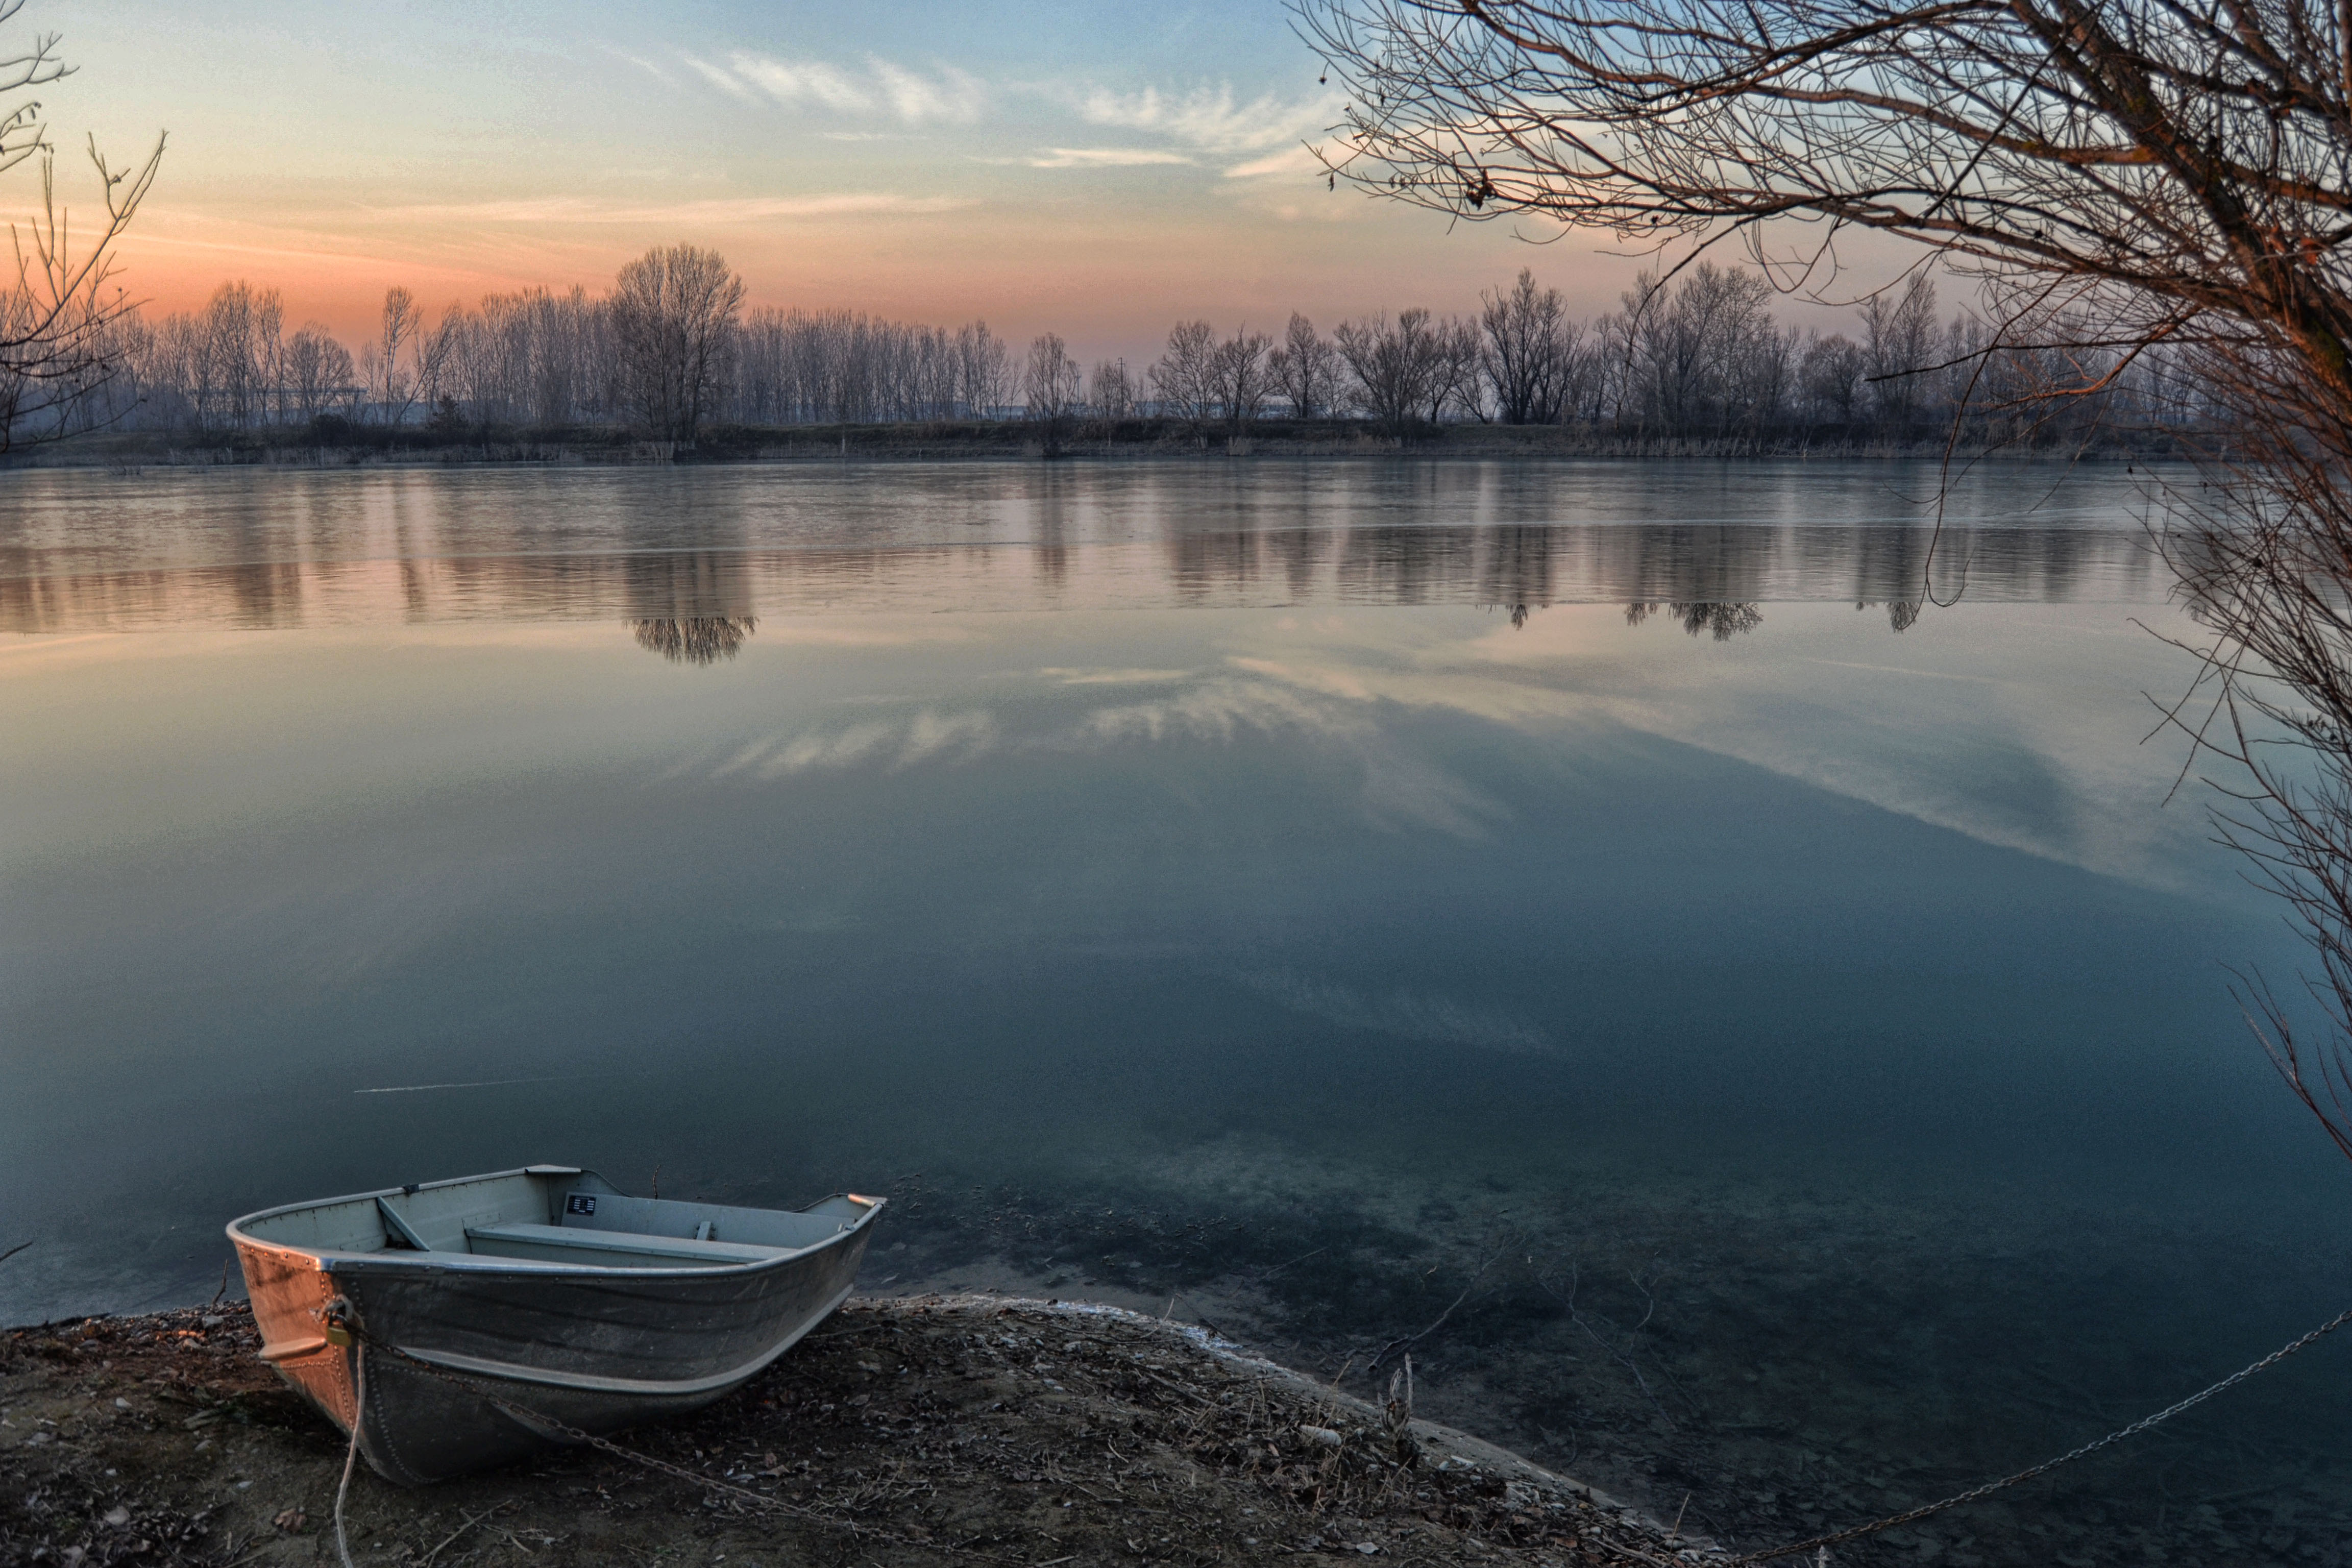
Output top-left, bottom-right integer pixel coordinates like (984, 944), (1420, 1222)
(0, 1297), (1713, 1567)
(5, 415), (2175, 470)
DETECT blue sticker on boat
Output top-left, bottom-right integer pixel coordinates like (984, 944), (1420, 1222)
(566, 1194), (596, 1215)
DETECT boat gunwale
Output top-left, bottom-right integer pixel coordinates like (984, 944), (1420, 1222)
(224, 1165), (885, 1282)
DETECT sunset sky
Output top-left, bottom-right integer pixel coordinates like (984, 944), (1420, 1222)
(43, 0), (1875, 364)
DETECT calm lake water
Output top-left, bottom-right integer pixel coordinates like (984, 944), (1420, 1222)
(4, 459), (2347, 1564)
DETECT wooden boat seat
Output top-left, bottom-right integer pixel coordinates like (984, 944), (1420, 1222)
(463, 1221), (791, 1268)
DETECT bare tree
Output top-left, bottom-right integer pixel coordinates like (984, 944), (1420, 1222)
(0, 4), (163, 449)
(1023, 330), (1083, 454)
(1797, 332), (1865, 435)
(284, 323), (353, 422)
(1269, 311), (1342, 419)
(957, 320), (1009, 417)
(1613, 264), (1783, 438)
(1090, 358), (1136, 420)
(1479, 268), (1570, 424)
(1022, 332), (1081, 415)
(523, 286), (605, 425)
(1429, 312), (1485, 421)
(1294, 0), (2352, 1159)
(1151, 320), (1219, 425)
(1861, 275), (1942, 440)
(1334, 308), (1444, 427)
(413, 301), (464, 422)
(1208, 325), (1273, 431)
(736, 308), (1004, 424)
(610, 244), (744, 444)
(375, 286), (418, 426)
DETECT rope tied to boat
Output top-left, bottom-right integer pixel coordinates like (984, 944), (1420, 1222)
(322, 1297), (363, 1568)
(1727, 1301), (2352, 1564)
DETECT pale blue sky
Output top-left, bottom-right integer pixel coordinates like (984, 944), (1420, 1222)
(40, 1), (1847, 358)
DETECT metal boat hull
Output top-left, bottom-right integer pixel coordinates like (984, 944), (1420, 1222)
(229, 1167), (880, 1484)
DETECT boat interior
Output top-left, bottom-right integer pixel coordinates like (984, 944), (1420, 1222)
(233, 1166), (878, 1271)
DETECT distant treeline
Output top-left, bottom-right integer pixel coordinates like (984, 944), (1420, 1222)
(59, 246), (2214, 452)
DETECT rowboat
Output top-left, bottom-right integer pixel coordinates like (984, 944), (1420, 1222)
(227, 1165), (884, 1484)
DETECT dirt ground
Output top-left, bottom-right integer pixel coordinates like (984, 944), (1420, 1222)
(0, 1296), (1726, 1568)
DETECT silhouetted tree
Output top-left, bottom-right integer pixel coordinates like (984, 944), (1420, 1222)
(1090, 357), (1136, 420)
(611, 244), (744, 444)
(1023, 330), (1082, 454)
(1335, 309), (1445, 427)
(1270, 312), (1341, 419)
(1151, 320), (1218, 425)
(1480, 269), (1572, 424)
(1208, 325), (1273, 432)
(0, 3), (162, 450)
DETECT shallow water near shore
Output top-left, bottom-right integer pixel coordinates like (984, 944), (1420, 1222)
(5, 459), (2349, 1564)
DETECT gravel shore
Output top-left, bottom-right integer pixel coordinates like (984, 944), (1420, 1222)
(2, 1296), (1721, 1567)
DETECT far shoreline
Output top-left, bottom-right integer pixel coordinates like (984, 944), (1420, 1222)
(0, 414), (2182, 472)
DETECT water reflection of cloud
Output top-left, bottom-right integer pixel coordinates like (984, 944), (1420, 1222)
(714, 710), (1003, 780)
(1236, 970), (1565, 1060)
(1357, 745), (1509, 838)
(758, 722), (898, 775)
(1076, 677), (1352, 745)
(673, 624), (2158, 876)
(688, 664), (1509, 840)
(1311, 607), (2214, 894)
(1228, 654), (1589, 729)
(897, 709), (999, 768)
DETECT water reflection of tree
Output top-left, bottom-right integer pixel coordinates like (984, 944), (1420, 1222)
(1337, 525), (1479, 604)
(630, 616), (757, 665)
(1624, 601), (1763, 641)
(4, 518), (2163, 636)
(1480, 525), (1558, 618)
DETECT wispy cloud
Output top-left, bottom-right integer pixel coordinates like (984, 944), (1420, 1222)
(730, 52), (875, 112)
(597, 43), (677, 88)
(682, 54), (759, 103)
(1079, 83), (1334, 161)
(668, 55), (1320, 178)
(691, 51), (988, 124)
(1027, 148), (1196, 169)
(1221, 145), (1325, 180)
(870, 58), (987, 123)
